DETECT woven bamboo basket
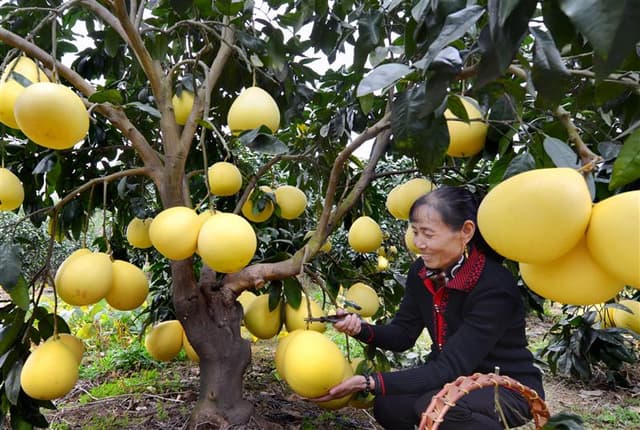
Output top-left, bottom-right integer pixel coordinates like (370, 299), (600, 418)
(419, 372), (550, 430)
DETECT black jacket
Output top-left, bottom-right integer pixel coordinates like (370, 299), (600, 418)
(354, 249), (544, 398)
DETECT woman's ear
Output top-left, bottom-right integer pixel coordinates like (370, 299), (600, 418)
(461, 220), (475, 243)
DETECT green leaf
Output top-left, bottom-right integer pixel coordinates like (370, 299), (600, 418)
(499, 0), (521, 26)
(124, 101), (161, 118)
(531, 26), (570, 108)
(414, 5), (484, 71)
(541, 1), (576, 50)
(214, 0), (243, 16)
(0, 244), (21, 292)
(283, 278), (302, 309)
(392, 82), (449, 173)
(476, 0), (537, 87)
(171, 0), (193, 14)
(10, 413), (34, 430)
(354, 10), (384, 70)
(267, 282), (283, 312)
(9, 71), (32, 88)
(5, 358), (23, 405)
(0, 309), (26, 357)
(358, 93), (374, 115)
(503, 151), (535, 180)
(543, 136), (579, 168)
(9, 276), (29, 311)
(34, 308), (70, 341)
(446, 95), (469, 122)
(559, 0), (640, 76)
(610, 128), (640, 189)
(541, 412), (584, 430)
(238, 127), (289, 155)
(103, 27), (121, 57)
(88, 89), (124, 105)
(356, 63), (413, 97)
(411, 0), (431, 22)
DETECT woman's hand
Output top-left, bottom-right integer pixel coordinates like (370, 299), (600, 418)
(308, 375), (368, 403)
(332, 309), (362, 336)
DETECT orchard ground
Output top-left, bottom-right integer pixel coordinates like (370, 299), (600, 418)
(40, 313), (639, 430)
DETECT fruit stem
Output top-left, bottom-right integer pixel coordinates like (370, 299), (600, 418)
(553, 106), (602, 168)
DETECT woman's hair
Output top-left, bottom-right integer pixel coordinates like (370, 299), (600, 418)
(409, 185), (502, 261)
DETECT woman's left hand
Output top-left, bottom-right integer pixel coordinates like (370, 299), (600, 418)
(307, 375), (366, 402)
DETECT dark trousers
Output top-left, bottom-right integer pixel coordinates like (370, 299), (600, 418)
(373, 386), (533, 430)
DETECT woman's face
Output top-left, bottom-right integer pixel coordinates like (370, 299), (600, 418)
(410, 204), (473, 270)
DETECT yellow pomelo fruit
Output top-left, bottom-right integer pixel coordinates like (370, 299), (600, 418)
(207, 161), (243, 196)
(54, 248), (91, 286)
(386, 178), (434, 220)
(56, 251), (113, 306)
(241, 186), (274, 223)
(376, 255), (389, 272)
(172, 90), (194, 125)
(477, 168), (592, 264)
(604, 300), (640, 334)
(227, 86), (280, 134)
(519, 236), (625, 305)
(0, 56), (49, 129)
(14, 82), (89, 150)
(274, 329), (304, 380)
(197, 212), (257, 273)
(344, 282), (380, 317)
(404, 226), (421, 255)
(282, 330), (347, 398)
(145, 320), (184, 361)
(444, 97), (488, 158)
(105, 260), (149, 311)
(20, 339), (79, 400)
(317, 362), (353, 410)
(237, 290), (258, 314)
(182, 331), (199, 362)
(303, 230), (331, 253)
(46, 333), (85, 364)
(586, 191), (640, 288)
(126, 217), (153, 249)
(274, 185), (307, 219)
(243, 294), (282, 340)
(348, 216), (383, 253)
(0, 168), (24, 211)
(285, 297), (327, 333)
(149, 206), (200, 260)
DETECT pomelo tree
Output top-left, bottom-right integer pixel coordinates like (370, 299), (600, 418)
(1, 0), (639, 428)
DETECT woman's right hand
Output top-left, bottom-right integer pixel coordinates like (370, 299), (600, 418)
(333, 308), (362, 337)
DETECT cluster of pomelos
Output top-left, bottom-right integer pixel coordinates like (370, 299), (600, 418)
(477, 168), (639, 318)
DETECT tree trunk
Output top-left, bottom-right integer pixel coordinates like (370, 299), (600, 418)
(171, 260), (253, 429)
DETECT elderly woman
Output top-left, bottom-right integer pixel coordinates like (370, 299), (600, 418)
(313, 185), (544, 430)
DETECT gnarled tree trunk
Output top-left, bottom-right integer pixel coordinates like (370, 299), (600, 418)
(171, 261), (253, 428)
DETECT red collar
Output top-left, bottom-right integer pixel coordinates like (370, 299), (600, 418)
(418, 247), (486, 292)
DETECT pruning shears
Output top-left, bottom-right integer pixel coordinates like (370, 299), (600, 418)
(304, 301), (362, 323)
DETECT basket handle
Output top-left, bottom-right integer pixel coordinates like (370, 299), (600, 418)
(418, 372), (550, 430)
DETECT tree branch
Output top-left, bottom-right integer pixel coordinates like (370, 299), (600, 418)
(110, 0), (163, 100)
(0, 27), (164, 174)
(178, 21), (235, 158)
(222, 252), (306, 294)
(316, 113), (391, 241)
(52, 167), (151, 211)
(553, 106), (602, 168)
